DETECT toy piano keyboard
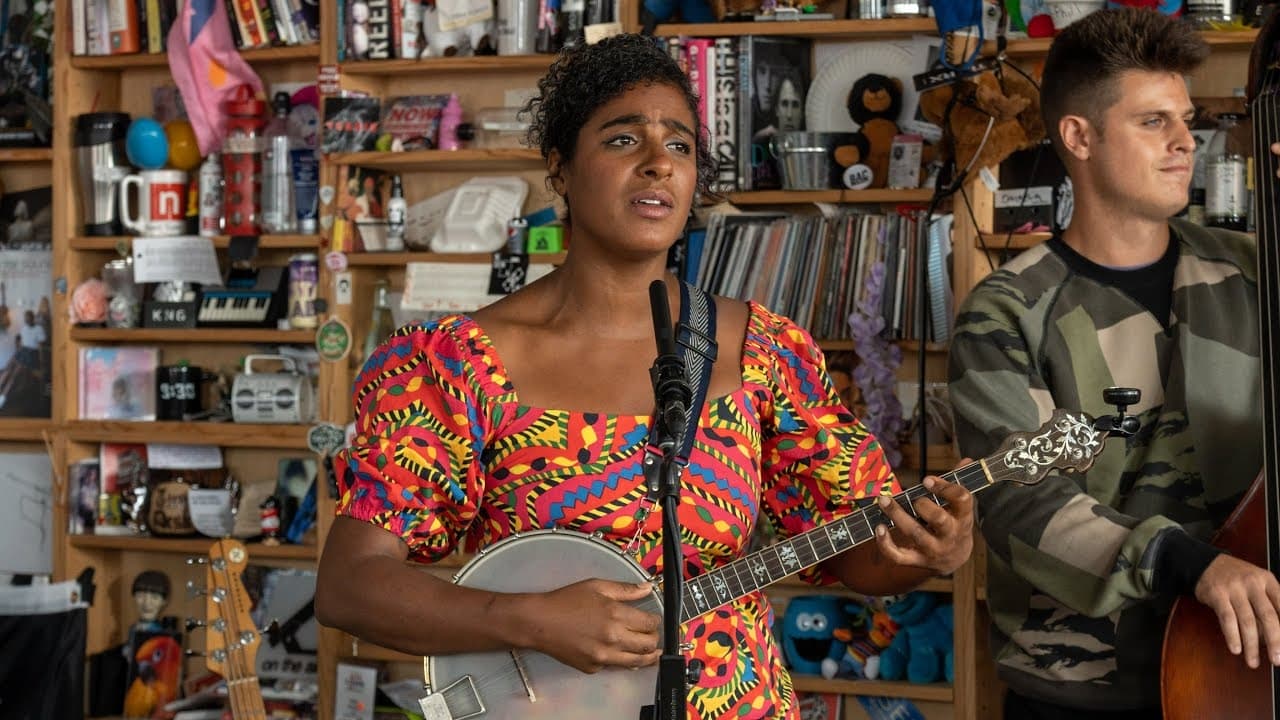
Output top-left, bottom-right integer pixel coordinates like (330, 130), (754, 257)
(196, 266), (288, 327)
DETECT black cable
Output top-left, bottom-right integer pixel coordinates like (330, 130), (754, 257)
(960, 185), (998, 273)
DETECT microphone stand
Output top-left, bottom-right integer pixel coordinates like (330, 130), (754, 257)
(640, 280), (696, 720)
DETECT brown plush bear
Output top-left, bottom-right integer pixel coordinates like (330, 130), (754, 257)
(846, 74), (903, 189)
(918, 66), (1044, 175)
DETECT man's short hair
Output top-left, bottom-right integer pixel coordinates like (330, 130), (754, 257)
(1041, 8), (1209, 157)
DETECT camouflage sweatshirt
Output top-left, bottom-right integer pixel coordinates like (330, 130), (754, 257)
(948, 219), (1262, 710)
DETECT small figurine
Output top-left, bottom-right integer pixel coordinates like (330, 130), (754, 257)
(260, 494), (282, 545)
(123, 571), (181, 719)
(131, 570), (170, 629)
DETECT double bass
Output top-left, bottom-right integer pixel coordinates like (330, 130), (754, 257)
(1160, 15), (1280, 718)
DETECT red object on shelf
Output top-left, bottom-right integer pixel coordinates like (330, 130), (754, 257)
(221, 84), (266, 236)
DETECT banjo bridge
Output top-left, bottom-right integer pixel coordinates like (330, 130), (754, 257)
(418, 674), (485, 720)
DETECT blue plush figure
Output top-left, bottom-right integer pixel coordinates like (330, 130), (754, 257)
(879, 592), (955, 684)
(779, 595), (849, 677)
(639, 0), (715, 32)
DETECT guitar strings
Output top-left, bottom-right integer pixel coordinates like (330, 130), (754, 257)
(214, 546), (265, 720)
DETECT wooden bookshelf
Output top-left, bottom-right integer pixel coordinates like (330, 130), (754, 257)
(0, 418), (56, 442)
(327, 148), (543, 170)
(65, 420), (312, 448)
(69, 534), (317, 560)
(994, 28), (1258, 57)
(69, 327), (316, 343)
(976, 231), (1051, 251)
(791, 675), (954, 702)
(341, 54), (555, 75)
(0, 148), (52, 162)
(70, 235), (323, 251)
(70, 43), (320, 69)
(656, 17), (937, 39)
(729, 188), (936, 205)
(344, 251), (568, 266)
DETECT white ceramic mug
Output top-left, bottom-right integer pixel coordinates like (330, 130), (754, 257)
(119, 169), (188, 236)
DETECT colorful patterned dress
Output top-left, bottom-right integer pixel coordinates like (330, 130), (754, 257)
(337, 302), (898, 719)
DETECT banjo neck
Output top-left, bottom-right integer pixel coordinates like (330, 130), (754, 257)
(670, 411), (1100, 623)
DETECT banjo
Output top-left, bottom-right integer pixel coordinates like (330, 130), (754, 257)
(419, 404), (1133, 720)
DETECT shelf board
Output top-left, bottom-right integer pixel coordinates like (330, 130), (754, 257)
(977, 231), (1051, 251)
(817, 338), (948, 353)
(70, 234), (322, 251)
(776, 574), (953, 594)
(995, 28), (1258, 57)
(657, 17), (937, 38)
(326, 148), (543, 170)
(66, 420), (312, 448)
(0, 417), (56, 441)
(0, 147), (51, 162)
(790, 674), (953, 701)
(729, 188), (935, 205)
(341, 54), (555, 75)
(345, 251), (567, 266)
(69, 534), (317, 560)
(70, 43), (320, 69)
(70, 327), (315, 343)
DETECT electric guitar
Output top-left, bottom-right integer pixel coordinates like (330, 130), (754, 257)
(418, 405), (1133, 720)
(205, 538), (267, 720)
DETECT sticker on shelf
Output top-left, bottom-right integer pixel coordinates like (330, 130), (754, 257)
(318, 65), (340, 96)
(326, 251), (349, 272)
(334, 271), (353, 305)
(316, 315), (352, 362)
(307, 423), (348, 456)
(319, 184), (336, 206)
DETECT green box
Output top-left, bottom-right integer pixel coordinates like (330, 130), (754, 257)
(526, 225), (564, 254)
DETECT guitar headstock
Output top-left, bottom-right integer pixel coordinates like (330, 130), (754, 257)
(991, 409), (1107, 486)
(204, 538), (260, 683)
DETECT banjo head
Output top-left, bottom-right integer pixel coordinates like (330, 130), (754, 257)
(425, 529), (663, 720)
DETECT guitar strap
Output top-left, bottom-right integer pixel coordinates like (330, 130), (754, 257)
(673, 281), (718, 460)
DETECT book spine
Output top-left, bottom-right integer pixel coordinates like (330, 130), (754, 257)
(145, 0), (162, 52)
(107, 0), (141, 54)
(232, 0), (267, 47)
(736, 37), (751, 191)
(72, 0), (87, 55)
(389, 0), (402, 59)
(712, 37), (738, 192)
(253, 0), (282, 46)
(399, 0), (421, 59)
(366, 0), (392, 59)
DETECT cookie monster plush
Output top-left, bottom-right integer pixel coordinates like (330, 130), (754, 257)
(780, 595), (849, 677)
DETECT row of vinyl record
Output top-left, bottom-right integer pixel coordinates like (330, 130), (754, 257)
(682, 210), (954, 344)
(72, 0), (320, 57)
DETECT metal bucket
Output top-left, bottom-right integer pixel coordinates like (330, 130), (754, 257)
(770, 132), (859, 190)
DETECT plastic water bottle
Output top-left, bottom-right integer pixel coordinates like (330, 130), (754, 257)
(261, 91), (296, 233)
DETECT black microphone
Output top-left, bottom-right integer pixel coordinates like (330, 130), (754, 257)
(649, 280), (692, 444)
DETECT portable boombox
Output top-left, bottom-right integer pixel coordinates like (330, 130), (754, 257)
(231, 354), (316, 424)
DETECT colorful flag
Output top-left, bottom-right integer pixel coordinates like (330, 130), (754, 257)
(166, 0), (264, 155)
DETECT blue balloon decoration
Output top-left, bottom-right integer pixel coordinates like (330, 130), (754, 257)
(125, 118), (169, 169)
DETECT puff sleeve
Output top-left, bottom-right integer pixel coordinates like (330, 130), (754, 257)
(752, 309), (900, 582)
(335, 319), (494, 563)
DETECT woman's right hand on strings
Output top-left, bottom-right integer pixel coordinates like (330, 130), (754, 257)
(512, 578), (662, 673)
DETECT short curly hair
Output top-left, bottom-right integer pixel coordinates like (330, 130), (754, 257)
(523, 34), (716, 205)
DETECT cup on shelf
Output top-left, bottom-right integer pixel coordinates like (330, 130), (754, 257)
(119, 169), (188, 236)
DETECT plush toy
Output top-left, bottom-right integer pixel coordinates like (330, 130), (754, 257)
(918, 66), (1044, 177)
(420, 1), (495, 57)
(879, 592), (955, 684)
(822, 600), (900, 680)
(845, 74), (903, 188)
(779, 595), (849, 677)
